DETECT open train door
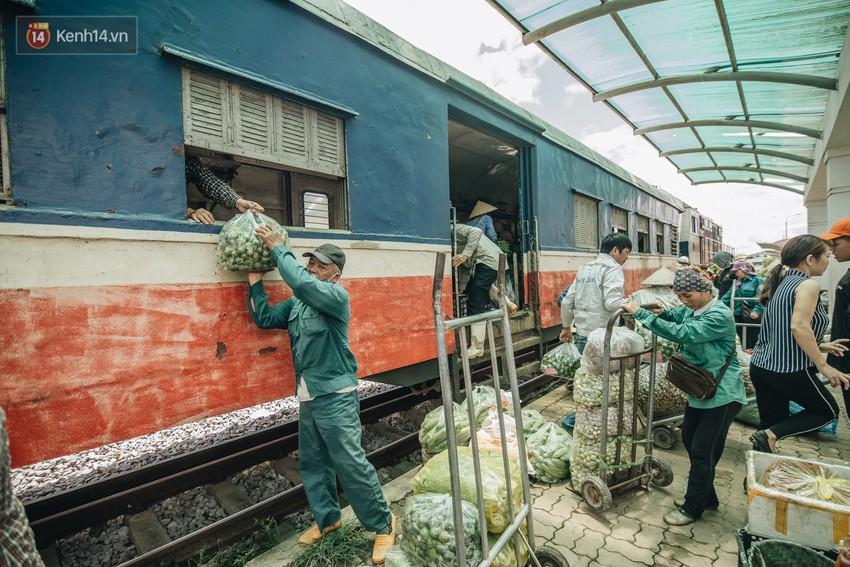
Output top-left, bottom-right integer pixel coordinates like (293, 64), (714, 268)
(447, 119), (539, 348)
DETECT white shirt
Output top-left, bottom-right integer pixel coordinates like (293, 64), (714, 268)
(561, 253), (626, 336)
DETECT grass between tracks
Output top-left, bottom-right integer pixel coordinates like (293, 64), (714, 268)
(190, 518), (285, 567)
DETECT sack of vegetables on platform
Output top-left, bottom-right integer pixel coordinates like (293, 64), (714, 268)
(413, 445), (523, 533)
(475, 407), (534, 474)
(461, 384), (515, 429)
(580, 327), (645, 375)
(216, 211), (285, 271)
(540, 342), (581, 380)
(418, 402), (471, 460)
(526, 422), (573, 483)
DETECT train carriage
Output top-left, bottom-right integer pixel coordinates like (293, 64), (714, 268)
(0, 0), (683, 466)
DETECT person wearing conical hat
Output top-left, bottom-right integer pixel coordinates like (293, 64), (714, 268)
(465, 200), (518, 316)
(467, 200), (498, 242)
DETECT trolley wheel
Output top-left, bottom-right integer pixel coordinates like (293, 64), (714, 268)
(649, 455), (674, 487)
(534, 545), (570, 567)
(580, 476), (612, 512)
(652, 426), (677, 450)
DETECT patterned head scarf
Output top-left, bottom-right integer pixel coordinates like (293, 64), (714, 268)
(732, 261), (756, 276)
(672, 265), (713, 293)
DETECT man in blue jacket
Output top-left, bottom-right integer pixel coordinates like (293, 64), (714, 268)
(247, 226), (395, 564)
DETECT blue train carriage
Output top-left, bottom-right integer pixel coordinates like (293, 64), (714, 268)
(0, 0), (682, 466)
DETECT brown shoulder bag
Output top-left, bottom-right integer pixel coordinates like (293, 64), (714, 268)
(666, 348), (736, 400)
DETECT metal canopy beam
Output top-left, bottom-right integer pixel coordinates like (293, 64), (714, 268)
(660, 147), (814, 166)
(593, 71), (837, 102)
(678, 166), (808, 183)
(692, 179), (803, 195)
(522, 0), (668, 45)
(635, 119), (821, 139)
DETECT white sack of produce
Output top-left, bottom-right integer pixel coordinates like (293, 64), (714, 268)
(573, 368), (634, 407)
(461, 384), (515, 429)
(737, 343), (755, 396)
(413, 446), (523, 533)
(216, 212), (285, 271)
(476, 407), (534, 474)
(383, 548), (417, 567)
(540, 342), (581, 379)
(570, 430), (631, 491)
(580, 327), (645, 375)
(636, 363), (686, 419)
(520, 408), (547, 436)
(574, 404), (634, 438)
(419, 402), (471, 459)
(527, 422), (572, 483)
(401, 493), (482, 567)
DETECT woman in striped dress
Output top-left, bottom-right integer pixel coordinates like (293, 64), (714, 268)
(749, 235), (850, 454)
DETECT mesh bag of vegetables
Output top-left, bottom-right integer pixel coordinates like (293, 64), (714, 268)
(413, 446), (523, 533)
(460, 385), (515, 429)
(475, 407), (529, 465)
(216, 212), (285, 271)
(569, 430), (631, 491)
(760, 459), (850, 505)
(520, 409), (547, 437)
(636, 363), (687, 419)
(574, 404), (634, 438)
(573, 368), (634, 407)
(540, 342), (582, 380)
(634, 323), (679, 362)
(580, 327), (645, 375)
(401, 493), (482, 566)
(737, 345), (755, 396)
(527, 422), (572, 483)
(419, 402), (471, 460)
(383, 548), (417, 567)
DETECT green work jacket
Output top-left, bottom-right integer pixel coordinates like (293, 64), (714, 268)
(720, 275), (765, 318)
(247, 245), (358, 398)
(634, 300), (747, 409)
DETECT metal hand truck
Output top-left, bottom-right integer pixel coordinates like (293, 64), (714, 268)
(432, 252), (569, 567)
(577, 307), (674, 513)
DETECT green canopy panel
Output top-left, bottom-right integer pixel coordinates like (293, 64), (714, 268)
(487, 0), (850, 195)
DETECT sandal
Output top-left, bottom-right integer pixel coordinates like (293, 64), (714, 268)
(749, 430), (775, 454)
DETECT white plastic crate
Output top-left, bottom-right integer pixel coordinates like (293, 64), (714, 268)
(746, 451), (850, 550)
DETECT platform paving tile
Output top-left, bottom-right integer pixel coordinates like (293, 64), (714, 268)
(598, 535), (656, 565)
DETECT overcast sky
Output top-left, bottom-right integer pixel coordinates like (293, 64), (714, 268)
(343, 0), (809, 254)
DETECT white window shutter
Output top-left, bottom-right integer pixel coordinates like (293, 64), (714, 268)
(277, 98), (311, 170)
(314, 111), (346, 176)
(182, 68), (229, 151)
(574, 195), (598, 250)
(233, 84), (273, 158)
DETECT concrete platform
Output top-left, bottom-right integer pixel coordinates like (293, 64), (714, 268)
(249, 383), (850, 566)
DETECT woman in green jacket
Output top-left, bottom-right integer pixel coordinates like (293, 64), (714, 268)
(622, 265), (747, 526)
(720, 261), (764, 350)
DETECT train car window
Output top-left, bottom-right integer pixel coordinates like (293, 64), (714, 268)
(636, 215), (650, 254)
(656, 222), (665, 255)
(0, 17), (11, 206)
(574, 194), (599, 250)
(182, 67), (348, 229)
(612, 206), (629, 235)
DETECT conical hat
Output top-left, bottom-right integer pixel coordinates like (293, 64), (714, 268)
(469, 200), (497, 219)
(641, 267), (676, 286)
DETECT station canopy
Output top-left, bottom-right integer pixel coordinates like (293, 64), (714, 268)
(486, 0), (850, 195)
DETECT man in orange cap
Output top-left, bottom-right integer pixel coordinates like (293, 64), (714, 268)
(821, 218), (850, 418)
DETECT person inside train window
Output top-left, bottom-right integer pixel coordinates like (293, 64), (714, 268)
(464, 200), (519, 316)
(1, 407), (45, 567)
(466, 200), (498, 242)
(708, 251), (734, 299)
(452, 222), (503, 358)
(184, 154), (264, 224)
(245, 233), (395, 565)
(559, 232), (632, 353)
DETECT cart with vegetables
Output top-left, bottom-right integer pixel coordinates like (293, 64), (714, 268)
(430, 252), (569, 567)
(572, 308), (674, 513)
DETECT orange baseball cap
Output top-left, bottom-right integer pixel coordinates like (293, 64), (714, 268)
(820, 218), (850, 240)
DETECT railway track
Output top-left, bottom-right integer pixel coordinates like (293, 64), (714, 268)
(25, 346), (557, 566)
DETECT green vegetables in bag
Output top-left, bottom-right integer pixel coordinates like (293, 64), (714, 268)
(520, 409), (547, 436)
(527, 422), (572, 483)
(540, 342), (581, 379)
(418, 403), (471, 459)
(217, 212), (285, 271)
(401, 493), (482, 567)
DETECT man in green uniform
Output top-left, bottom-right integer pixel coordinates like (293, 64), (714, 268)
(247, 225), (395, 565)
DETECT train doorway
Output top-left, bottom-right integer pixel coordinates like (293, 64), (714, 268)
(447, 119), (533, 332)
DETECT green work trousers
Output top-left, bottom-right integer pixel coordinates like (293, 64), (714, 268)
(298, 389), (391, 532)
